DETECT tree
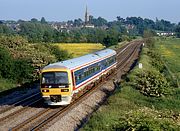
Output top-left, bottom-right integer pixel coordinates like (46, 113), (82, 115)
(47, 45), (72, 61)
(43, 31), (53, 42)
(41, 17), (47, 24)
(19, 21), (54, 42)
(175, 26), (180, 38)
(31, 18), (38, 23)
(116, 16), (125, 23)
(73, 18), (83, 27)
(0, 25), (14, 35)
(14, 59), (34, 83)
(89, 16), (108, 27)
(102, 35), (118, 47)
(143, 29), (155, 38)
(0, 46), (14, 79)
(143, 29), (155, 48)
(96, 17), (108, 26)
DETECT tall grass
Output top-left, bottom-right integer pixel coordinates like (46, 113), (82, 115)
(155, 38), (180, 87)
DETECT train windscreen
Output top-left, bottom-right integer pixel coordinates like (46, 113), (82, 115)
(42, 72), (68, 85)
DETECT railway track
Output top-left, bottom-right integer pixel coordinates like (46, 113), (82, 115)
(0, 97), (43, 124)
(6, 41), (142, 131)
(0, 42), (141, 131)
(0, 92), (41, 115)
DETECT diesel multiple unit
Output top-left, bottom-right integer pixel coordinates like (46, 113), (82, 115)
(40, 49), (117, 105)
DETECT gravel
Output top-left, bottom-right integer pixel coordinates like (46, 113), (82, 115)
(45, 80), (115, 131)
(44, 42), (141, 131)
(0, 42), (141, 131)
(0, 107), (45, 130)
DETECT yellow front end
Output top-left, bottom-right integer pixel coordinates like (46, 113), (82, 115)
(40, 68), (73, 106)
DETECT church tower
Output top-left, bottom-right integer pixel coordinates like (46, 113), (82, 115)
(85, 5), (89, 24)
(84, 5), (94, 28)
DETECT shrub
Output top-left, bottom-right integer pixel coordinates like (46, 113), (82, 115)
(147, 50), (165, 72)
(0, 46), (34, 83)
(112, 107), (180, 131)
(132, 70), (171, 97)
(102, 35), (118, 47)
(0, 46), (14, 79)
(46, 45), (72, 61)
(13, 59), (34, 83)
(144, 37), (155, 49)
(0, 35), (28, 48)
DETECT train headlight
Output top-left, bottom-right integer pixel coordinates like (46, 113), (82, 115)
(61, 89), (69, 92)
(42, 89), (49, 92)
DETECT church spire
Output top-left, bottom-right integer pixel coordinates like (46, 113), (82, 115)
(85, 5), (89, 24)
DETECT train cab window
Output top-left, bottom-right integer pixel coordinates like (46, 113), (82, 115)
(55, 72), (69, 84)
(42, 72), (68, 84)
(42, 73), (54, 84)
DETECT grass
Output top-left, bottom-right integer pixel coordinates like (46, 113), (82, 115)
(53, 43), (105, 58)
(0, 78), (16, 92)
(82, 86), (180, 130)
(155, 38), (180, 86)
(82, 38), (180, 130)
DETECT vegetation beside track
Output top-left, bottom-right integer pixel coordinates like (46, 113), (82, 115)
(0, 35), (106, 92)
(155, 37), (180, 87)
(0, 36), (70, 92)
(82, 38), (180, 130)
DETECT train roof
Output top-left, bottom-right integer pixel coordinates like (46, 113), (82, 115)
(42, 49), (116, 71)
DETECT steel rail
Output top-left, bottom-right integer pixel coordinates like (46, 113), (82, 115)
(10, 41), (143, 131)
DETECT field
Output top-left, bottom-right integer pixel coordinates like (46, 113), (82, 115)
(54, 43), (105, 58)
(82, 38), (180, 130)
(155, 38), (180, 86)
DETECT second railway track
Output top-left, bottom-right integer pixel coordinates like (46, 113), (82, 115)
(0, 41), (143, 131)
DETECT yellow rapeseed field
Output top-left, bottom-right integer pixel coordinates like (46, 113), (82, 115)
(54, 43), (105, 58)
(160, 45), (175, 57)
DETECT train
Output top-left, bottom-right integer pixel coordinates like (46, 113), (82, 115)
(40, 49), (117, 105)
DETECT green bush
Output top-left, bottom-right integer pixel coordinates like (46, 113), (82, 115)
(0, 35), (28, 48)
(112, 107), (180, 131)
(144, 37), (155, 49)
(45, 44), (72, 61)
(132, 70), (171, 97)
(0, 46), (14, 79)
(147, 50), (165, 72)
(0, 36), (57, 68)
(102, 35), (118, 47)
(13, 59), (34, 83)
(0, 46), (34, 84)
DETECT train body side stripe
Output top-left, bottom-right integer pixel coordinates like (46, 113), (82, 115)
(71, 53), (116, 71)
(72, 62), (116, 91)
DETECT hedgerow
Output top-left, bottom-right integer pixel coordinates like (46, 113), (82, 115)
(127, 39), (172, 97)
(0, 46), (33, 84)
(82, 38), (180, 131)
(132, 69), (171, 97)
(147, 50), (165, 73)
(111, 107), (180, 131)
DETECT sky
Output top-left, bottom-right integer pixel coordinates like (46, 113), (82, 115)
(0, 0), (179, 23)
